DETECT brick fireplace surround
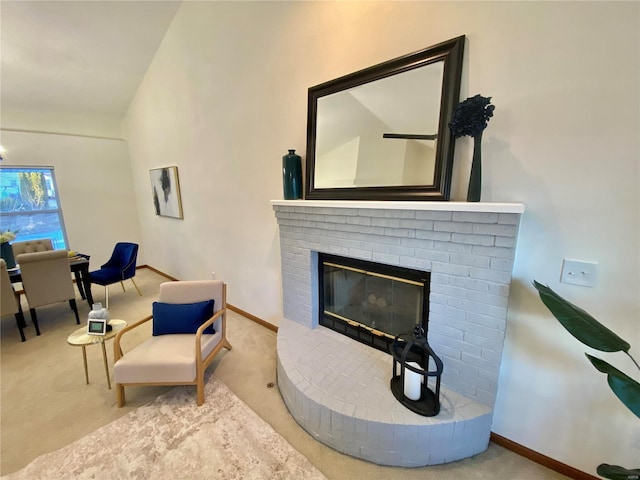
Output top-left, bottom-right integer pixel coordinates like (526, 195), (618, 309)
(272, 200), (525, 467)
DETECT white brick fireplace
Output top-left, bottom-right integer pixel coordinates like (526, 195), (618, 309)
(272, 200), (525, 467)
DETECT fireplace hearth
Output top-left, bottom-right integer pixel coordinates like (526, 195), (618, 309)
(273, 199), (525, 467)
(319, 252), (430, 353)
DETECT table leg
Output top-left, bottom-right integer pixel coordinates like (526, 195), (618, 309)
(74, 270), (87, 300)
(82, 346), (89, 385)
(79, 264), (94, 307)
(101, 341), (111, 390)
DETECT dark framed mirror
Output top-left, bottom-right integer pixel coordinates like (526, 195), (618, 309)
(305, 36), (465, 201)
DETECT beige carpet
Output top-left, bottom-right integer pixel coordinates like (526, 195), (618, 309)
(1, 268), (571, 480)
(1, 373), (326, 480)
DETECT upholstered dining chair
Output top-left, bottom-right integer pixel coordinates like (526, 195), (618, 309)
(113, 280), (232, 407)
(16, 249), (80, 335)
(11, 238), (54, 256)
(89, 242), (141, 308)
(0, 259), (29, 341)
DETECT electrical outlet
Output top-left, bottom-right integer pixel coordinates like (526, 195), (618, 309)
(560, 259), (598, 287)
(210, 271), (216, 280)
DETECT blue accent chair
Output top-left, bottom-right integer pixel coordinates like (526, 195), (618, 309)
(89, 242), (142, 308)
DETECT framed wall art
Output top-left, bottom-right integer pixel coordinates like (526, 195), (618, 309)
(150, 166), (183, 219)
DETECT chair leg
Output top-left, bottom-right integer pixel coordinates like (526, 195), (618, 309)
(196, 376), (205, 406)
(120, 281), (126, 292)
(29, 308), (41, 336)
(14, 312), (26, 342)
(116, 384), (125, 407)
(15, 292), (26, 326)
(130, 278), (142, 296)
(105, 285), (109, 309)
(69, 299), (80, 324)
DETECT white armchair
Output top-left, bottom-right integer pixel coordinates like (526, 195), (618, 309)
(16, 249), (81, 334)
(11, 238), (54, 256)
(0, 259), (28, 341)
(113, 280), (232, 407)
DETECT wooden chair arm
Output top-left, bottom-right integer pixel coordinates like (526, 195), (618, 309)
(113, 307), (226, 365)
(114, 314), (153, 362)
(194, 307), (226, 360)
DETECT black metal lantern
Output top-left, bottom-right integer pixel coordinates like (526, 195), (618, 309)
(390, 325), (443, 416)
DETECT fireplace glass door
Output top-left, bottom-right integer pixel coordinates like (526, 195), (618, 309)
(319, 253), (430, 353)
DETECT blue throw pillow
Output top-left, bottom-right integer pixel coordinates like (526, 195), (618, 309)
(152, 299), (216, 336)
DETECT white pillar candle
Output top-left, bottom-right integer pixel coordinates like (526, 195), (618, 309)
(403, 361), (422, 401)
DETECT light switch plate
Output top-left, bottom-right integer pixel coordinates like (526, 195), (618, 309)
(560, 259), (598, 287)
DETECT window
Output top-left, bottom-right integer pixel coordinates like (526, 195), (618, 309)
(0, 166), (68, 249)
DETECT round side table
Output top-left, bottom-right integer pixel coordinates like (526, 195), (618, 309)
(67, 319), (127, 389)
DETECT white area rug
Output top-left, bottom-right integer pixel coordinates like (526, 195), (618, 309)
(2, 375), (327, 480)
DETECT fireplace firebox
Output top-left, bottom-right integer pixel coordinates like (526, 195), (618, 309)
(319, 253), (430, 353)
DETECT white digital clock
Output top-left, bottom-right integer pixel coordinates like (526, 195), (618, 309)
(87, 319), (107, 336)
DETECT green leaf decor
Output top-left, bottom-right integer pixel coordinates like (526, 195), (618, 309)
(596, 464), (640, 480)
(533, 281), (630, 353)
(585, 354), (640, 418)
(533, 280), (639, 480)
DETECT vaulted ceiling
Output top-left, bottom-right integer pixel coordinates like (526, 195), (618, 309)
(1, 1), (181, 128)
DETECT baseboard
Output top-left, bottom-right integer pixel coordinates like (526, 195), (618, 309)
(490, 432), (598, 480)
(138, 265), (594, 478)
(226, 304), (278, 333)
(138, 266), (279, 332)
(139, 264), (177, 281)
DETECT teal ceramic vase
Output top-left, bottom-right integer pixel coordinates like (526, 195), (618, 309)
(282, 149), (302, 200)
(0, 242), (16, 269)
(467, 133), (482, 202)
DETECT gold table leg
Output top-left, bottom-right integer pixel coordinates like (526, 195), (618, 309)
(81, 346), (89, 384)
(101, 341), (111, 390)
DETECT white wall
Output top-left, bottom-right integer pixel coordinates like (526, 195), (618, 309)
(0, 130), (142, 267)
(121, 1), (639, 475)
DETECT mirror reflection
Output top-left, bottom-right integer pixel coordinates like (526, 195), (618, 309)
(306, 36), (465, 201)
(315, 61), (444, 189)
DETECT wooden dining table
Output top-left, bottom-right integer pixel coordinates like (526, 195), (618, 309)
(8, 253), (94, 307)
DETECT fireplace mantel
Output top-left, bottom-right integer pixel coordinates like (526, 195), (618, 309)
(271, 199), (525, 214)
